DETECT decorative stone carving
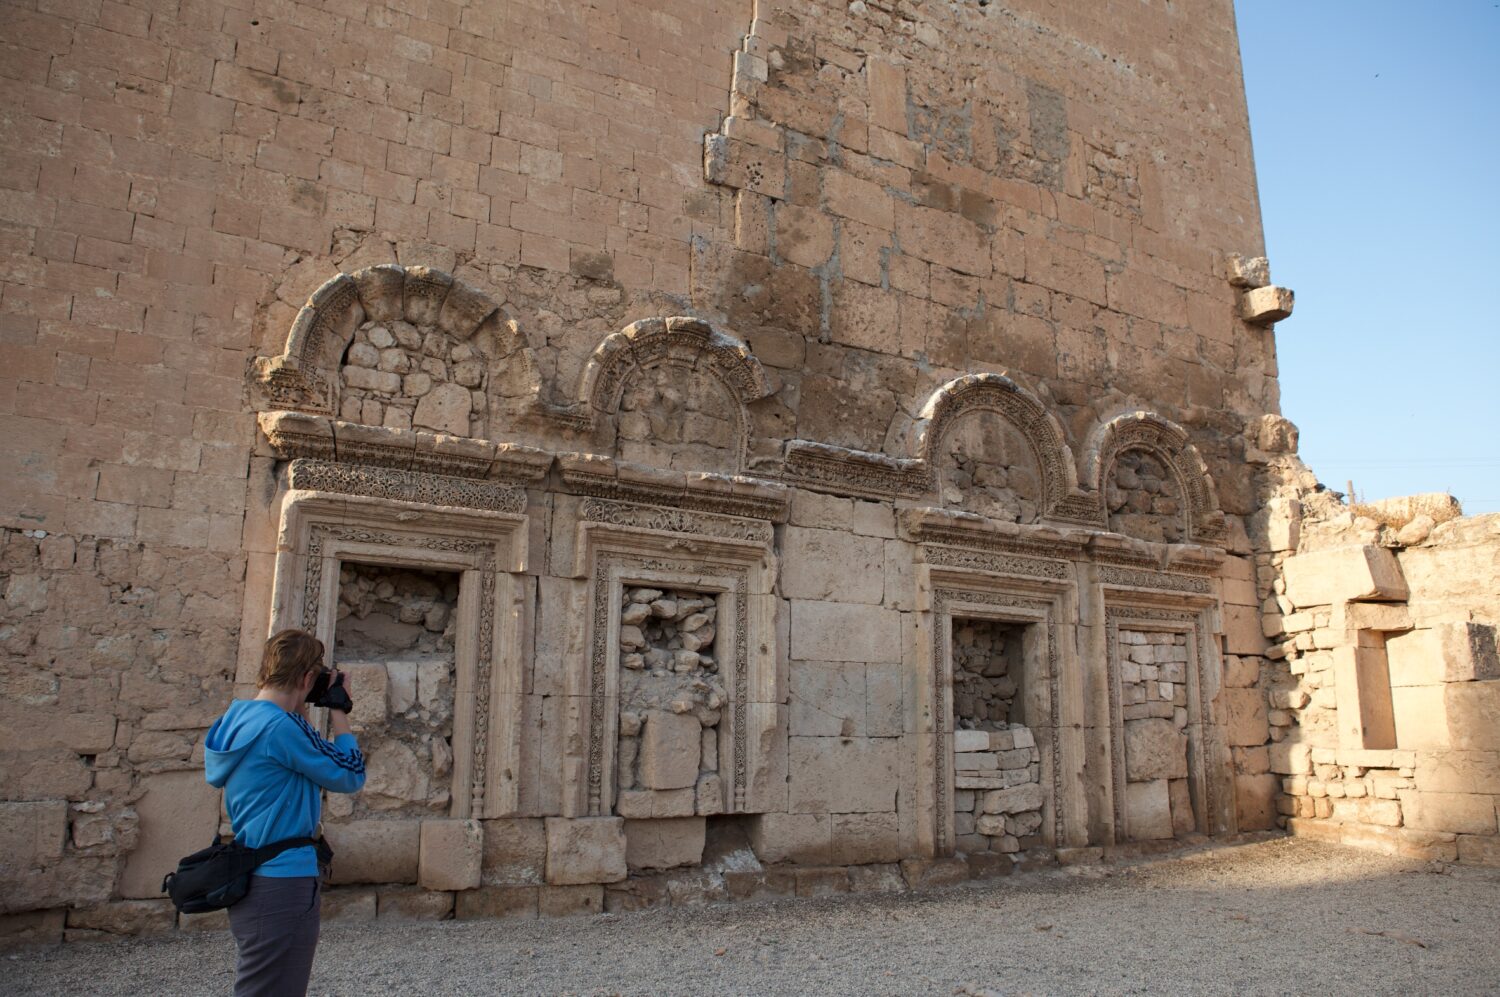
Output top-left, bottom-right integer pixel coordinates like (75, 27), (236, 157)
(277, 494), (527, 820)
(1104, 604), (1220, 842)
(250, 264), (538, 419)
(1083, 411), (1228, 546)
(288, 459), (525, 514)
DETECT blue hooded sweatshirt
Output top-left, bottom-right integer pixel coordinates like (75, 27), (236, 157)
(204, 700), (366, 877)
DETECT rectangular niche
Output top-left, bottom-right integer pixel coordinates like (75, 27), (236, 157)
(269, 492), (527, 820)
(568, 498), (780, 820)
(325, 563), (462, 821)
(1115, 629), (1196, 842)
(950, 618), (1044, 857)
(615, 585), (728, 819)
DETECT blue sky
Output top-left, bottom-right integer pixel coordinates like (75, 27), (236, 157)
(1235, 2), (1500, 514)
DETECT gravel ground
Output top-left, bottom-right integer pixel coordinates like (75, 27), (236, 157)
(7, 837), (1499, 996)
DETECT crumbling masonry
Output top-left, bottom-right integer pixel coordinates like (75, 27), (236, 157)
(2, 0), (1496, 945)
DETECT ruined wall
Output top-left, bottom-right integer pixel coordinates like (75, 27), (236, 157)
(1253, 480), (1500, 866)
(0, 0), (1296, 941)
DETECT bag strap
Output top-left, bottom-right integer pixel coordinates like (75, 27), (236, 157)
(248, 835), (321, 867)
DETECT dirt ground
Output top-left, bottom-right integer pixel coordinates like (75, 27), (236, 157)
(6, 836), (1498, 996)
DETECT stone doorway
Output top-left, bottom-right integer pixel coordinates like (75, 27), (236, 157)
(949, 618), (1045, 857)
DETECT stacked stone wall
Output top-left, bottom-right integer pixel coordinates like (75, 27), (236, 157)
(0, 0), (1308, 943)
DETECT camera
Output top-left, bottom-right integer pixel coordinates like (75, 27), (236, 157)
(305, 668), (353, 713)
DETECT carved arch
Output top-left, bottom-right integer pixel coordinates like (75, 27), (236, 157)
(249, 264), (539, 416)
(576, 316), (772, 417)
(1084, 411), (1227, 545)
(909, 373), (1081, 519)
(570, 317), (773, 474)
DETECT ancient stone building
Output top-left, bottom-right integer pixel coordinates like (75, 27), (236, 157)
(1, 0), (1495, 942)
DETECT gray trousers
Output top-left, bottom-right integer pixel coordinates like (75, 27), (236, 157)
(228, 875), (321, 997)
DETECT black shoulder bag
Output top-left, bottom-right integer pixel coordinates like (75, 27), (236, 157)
(162, 834), (334, 914)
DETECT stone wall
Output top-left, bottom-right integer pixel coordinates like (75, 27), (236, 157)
(0, 0), (1307, 943)
(1252, 454), (1500, 864)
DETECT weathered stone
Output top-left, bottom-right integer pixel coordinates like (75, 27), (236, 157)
(1216, 687), (1269, 748)
(637, 711), (701, 791)
(980, 783), (1043, 815)
(481, 818), (546, 885)
(748, 812), (830, 865)
(788, 736), (898, 813)
(66, 899), (175, 936)
(119, 772), (221, 899)
(544, 817), (627, 885)
(418, 819), (482, 891)
(1281, 545), (1408, 608)
(624, 818), (705, 871)
(455, 885), (538, 920)
(412, 381), (471, 435)
(1387, 623), (1500, 686)
(1399, 791), (1497, 835)
(376, 886), (454, 920)
(537, 884), (604, 917)
(1123, 718), (1188, 781)
(321, 887), (377, 923)
(325, 819), (420, 885)
(1125, 780), (1174, 840)
(789, 601), (903, 663)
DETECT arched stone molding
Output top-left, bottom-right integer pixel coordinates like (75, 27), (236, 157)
(1084, 411), (1227, 546)
(249, 264), (539, 417)
(909, 373), (1083, 521)
(570, 317), (773, 472)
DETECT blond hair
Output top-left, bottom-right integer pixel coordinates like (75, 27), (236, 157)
(258, 629), (325, 691)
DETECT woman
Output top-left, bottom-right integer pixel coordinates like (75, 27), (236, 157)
(204, 629), (366, 997)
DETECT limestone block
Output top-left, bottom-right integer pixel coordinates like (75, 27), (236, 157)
(1125, 780), (1174, 840)
(324, 819), (420, 885)
(1226, 254), (1271, 288)
(980, 783), (1043, 814)
(1123, 718), (1188, 781)
(1331, 798), (1402, 827)
(338, 662), (388, 731)
(748, 812), (830, 864)
(1168, 779), (1196, 836)
(789, 601), (902, 663)
(1240, 285), (1294, 324)
(638, 711), (701, 791)
(320, 887), (377, 923)
(544, 817), (627, 885)
(848, 863), (907, 893)
(419, 819), (482, 891)
(899, 856), (970, 890)
(780, 527), (884, 604)
(624, 818), (705, 871)
(538, 884), (604, 917)
(1411, 750), (1500, 795)
(1222, 604), (1268, 655)
(375, 886), (454, 920)
(412, 381), (471, 435)
(787, 736), (898, 813)
(830, 812), (900, 864)
(0, 910), (66, 949)
(1235, 773), (1279, 831)
(1333, 645), (1396, 751)
(1387, 624), (1500, 686)
(481, 818), (546, 885)
(794, 867), (851, 897)
(953, 730), (990, 753)
(66, 899), (175, 936)
(1446, 681), (1500, 751)
(1457, 834), (1500, 867)
(1332, 602), (1412, 633)
(1281, 545), (1408, 609)
(790, 660), (865, 737)
(1399, 791), (1498, 835)
(1391, 685), (1449, 749)
(1216, 688), (1269, 747)
(0, 800), (67, 873)
(455, 885), (539, 920)
(865, 661), (904, 737)
(120, 771), (221, 899)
